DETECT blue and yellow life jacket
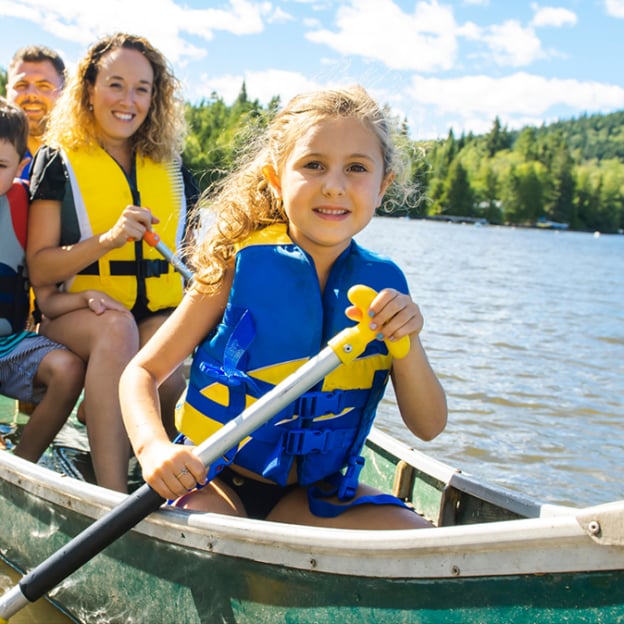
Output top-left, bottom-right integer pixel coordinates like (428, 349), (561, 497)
(178, 223), (409, 501)
(60, 145), (186, 312)
(0, 180), (29, 336)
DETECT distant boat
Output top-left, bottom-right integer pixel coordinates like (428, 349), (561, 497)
(536, 217), (569, 230)
(426, 215), (489, 226)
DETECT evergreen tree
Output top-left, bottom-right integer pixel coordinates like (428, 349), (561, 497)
(440, 158), (474, 216)
(545, 143), (576, 224)
(485, 116), (512, 157)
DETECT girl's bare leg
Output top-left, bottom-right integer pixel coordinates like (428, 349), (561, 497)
(267, 483), (434, 529)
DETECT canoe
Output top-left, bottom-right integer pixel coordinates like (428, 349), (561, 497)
(1, 399), (623, 623)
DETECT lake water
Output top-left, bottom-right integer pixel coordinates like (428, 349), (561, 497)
(356, 218), (624, 508)
(1, 217), (623, 622)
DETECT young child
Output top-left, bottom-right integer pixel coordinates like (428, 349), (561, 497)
(119, 85), (447, 529)
(0, 97), (85, 461)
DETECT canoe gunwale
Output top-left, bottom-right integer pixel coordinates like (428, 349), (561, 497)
(1, 434), (623, 581)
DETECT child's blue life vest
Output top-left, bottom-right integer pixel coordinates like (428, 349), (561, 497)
(177, 223), (410, 508)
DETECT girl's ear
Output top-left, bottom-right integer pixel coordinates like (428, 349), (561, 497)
(262, 165), (282, 198)
(376, 172), (395, 207)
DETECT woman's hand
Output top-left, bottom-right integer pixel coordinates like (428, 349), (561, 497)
(99, 206), (160, 249)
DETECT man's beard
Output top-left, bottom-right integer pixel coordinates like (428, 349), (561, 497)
(29, 115), (48, 138)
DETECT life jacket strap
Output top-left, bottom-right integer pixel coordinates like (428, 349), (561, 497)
(205, 445), (238, 482)
(307, 455), (412, 518)
(78, 259), (170, 278)
(277, 387), (370, 420)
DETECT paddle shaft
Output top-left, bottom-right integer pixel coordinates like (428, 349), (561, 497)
(142, 230), (193, 282)
(0, 279), (408, 622)
(0, 345), (343, 621)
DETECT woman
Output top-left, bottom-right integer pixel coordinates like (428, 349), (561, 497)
(27, 33), (195, 492)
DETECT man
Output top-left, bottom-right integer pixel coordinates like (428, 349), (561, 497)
(5, 45), (66, 180)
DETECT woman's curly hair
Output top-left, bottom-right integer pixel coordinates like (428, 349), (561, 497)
(190, 84), (414, 294)
(44, 33), (185, 162)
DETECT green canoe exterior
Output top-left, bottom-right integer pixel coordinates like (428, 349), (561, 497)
(1, 397), (624, 623)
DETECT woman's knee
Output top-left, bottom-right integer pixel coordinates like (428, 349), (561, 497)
(41, 309), (139, 358)
(99, 310), (139, 343)
(86, 311), (140, 359)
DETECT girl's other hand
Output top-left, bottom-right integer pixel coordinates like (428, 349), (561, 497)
(347, 288), (424, 343)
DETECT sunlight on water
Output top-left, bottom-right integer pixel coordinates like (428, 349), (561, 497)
(357, 218), (624, 507)
(0, 561), (73, 623)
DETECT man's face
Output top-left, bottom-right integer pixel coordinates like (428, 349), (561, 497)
(6, 60), (64, 139)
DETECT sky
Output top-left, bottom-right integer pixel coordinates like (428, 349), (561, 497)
(1, 0), (624, 140)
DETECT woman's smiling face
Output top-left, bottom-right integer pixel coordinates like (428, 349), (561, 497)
(88, 47), (153, 149)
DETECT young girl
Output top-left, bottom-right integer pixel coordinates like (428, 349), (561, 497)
(119, 85), (447, 529)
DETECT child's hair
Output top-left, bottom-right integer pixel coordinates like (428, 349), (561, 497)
(191, 84), (412, 293)
(44, 33), (185, 162)
(0, 96), (28, 160)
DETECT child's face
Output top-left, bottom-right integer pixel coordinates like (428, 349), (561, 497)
(275, 116), (391, 260)
(0, 140), (22, 196)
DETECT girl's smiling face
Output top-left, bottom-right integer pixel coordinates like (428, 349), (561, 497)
(274, 116), (392, 261)
(88, 47), (153, 150)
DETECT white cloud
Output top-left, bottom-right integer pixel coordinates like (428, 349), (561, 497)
(194, 69), (322, 107)
(530, 5), (577, 28)
(0, 0), (268, 64)
(306, 0), (459, 72)
(481, 20), (545, 67)
(266, 6), (295, 24)
(407, 73), (624, 118)
(604, 0), (624, 17)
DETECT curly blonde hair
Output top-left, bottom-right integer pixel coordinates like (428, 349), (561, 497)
(191, 84), (411, 293)
(44, 33), (185, 161)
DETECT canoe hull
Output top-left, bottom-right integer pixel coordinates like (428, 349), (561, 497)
(1, 432), (623, 623)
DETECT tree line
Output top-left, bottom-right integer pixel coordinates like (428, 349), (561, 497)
(183, 87), (623, 234)
(3, 64), (622, 234)
(417, 114), (624, 233)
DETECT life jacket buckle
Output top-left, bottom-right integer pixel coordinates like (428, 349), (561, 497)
(296, 391), (342, 418)
(285, 429), (331, 455)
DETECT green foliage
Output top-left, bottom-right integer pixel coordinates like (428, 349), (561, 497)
(181, 83), (270, 192)
(414, 110), (624, 233)
(5, 65), (618, 233)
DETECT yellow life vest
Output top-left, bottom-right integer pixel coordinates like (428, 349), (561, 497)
(61, 145), (185, 311)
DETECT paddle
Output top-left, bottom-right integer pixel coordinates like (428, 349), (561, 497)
(0, 281), (409, 622)
(143, 230), (194, 282)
